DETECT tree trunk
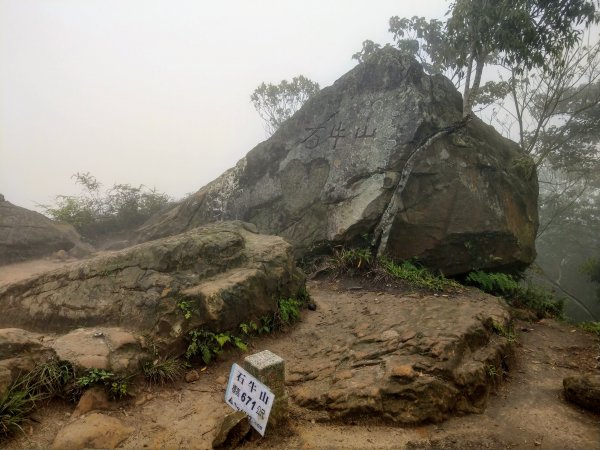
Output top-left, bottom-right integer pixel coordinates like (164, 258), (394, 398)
(464, 55), (485, 116)
(462, 53), (474, 115)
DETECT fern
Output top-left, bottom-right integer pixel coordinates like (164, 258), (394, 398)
(466, 271), (519, 296)
(466, 270), (563, 318)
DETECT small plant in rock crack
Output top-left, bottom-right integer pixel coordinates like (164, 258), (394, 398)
(492, 322), (517, 343)
(330, 246), (374, 273)
(75, 369), (132, 400)
(277, 298), (302, 325)
(177, 298), (194, 320)
(76, 369), (114, 388)
(487, 365), (498, 377)
(141, 357), (184, 385)
(239, 321), (259, 336)
(185, 330), (248, 365)
(108, 379), (130, 400)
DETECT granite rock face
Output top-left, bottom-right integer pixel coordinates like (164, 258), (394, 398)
(0, 221), (305, 352)
(137, 48), (538, 275)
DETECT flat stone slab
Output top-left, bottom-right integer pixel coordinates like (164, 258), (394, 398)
(279, 281), (513, 424)
(0, 221), (305, 352)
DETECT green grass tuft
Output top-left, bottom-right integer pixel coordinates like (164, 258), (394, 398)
(0, 359), (75, 438)
(378, 258), (462, 292)
(142, 357), (184, 385)
(579, 321), (600, 336)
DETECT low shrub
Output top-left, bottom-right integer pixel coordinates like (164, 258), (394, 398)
(40, 172), (171, 241)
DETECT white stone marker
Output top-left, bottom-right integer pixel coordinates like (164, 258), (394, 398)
(225, 363), (274, 436)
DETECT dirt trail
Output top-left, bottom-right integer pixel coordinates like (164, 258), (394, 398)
(0, 258), (79, 286)
(2, 276), (599, 450)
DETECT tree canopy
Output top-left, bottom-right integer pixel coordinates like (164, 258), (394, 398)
(250, 75), (320, 136)
(380, 0), (599, 115)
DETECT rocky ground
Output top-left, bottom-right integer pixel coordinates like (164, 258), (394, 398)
(1, 273), (599, 450)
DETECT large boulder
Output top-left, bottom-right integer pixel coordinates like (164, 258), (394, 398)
(0, 196), (92, 265)
(136, 48), (538, 276)
(0, 221), (305, 351)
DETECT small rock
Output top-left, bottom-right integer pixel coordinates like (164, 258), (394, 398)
(185, 369), (200, 383)
(307, 301), (317, 311)
(389, 364), (416, 379)
(333, 370), (353, 382)
(54, 249), (69, 261)
(51, 413), (133, 449)
(563, 374), (600, 412)
(51, 327), (145, 373)
(134, 393), (154, 407)
(72, 387), (110, 418)
(381, 329), (399, 341)
(216, 375), (227, 385)
(212, 410), (251, 449)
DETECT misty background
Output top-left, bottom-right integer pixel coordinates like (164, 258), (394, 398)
(1, 0), (446, 211)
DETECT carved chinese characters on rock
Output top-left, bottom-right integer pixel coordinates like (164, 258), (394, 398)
(298, 111), (376, 150)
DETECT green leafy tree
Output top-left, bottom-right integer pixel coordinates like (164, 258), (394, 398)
(387, 16), (458, 81)
(491, 40), (600, 173)
(362, 1), (599, 116)
(447, 0), (598, 115)
(352, 40), (384, 64)
(251, 75), (320, 136)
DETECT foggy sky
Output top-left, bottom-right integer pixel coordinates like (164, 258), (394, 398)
(0, 0), (446, 211)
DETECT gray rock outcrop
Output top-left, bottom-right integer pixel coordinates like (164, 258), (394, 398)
(0, 197), (92, 265)
(136, 47), (538, 275)
(0, 221), (305, 353)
